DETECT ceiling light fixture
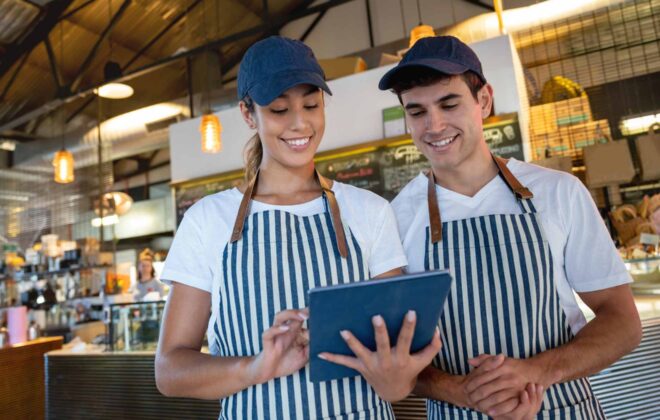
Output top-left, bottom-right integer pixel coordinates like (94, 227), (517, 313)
(53, 148), (74, 184)
(199, 2), (222, 154)
(409, 0), (435, 48)
(95, 0), (133, 99)
(95, 61), (134, 99)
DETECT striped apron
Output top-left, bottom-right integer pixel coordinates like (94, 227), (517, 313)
(213, 170), (394, 420)
(425, 156), (606, 420)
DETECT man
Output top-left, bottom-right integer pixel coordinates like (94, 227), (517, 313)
(379, 36), (642, 419)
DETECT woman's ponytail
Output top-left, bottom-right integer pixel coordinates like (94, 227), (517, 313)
(244, 133), (263, 182)
(242, 96), (262, 182)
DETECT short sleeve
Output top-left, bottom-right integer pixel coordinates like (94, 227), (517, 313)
(369, 203), (409, 277)
(562, 180), (632, 292)
(160, 203), (213, 293)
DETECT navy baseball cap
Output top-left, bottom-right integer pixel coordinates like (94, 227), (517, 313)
(237, 36), (331, 106)
(378, 36), (486, 90)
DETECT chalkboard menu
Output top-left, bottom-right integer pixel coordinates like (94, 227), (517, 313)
(483, 112), (524, 161)
(174, 172), (243, 226)
(173, 113), (522, 226)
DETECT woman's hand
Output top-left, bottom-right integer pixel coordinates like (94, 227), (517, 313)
(248, 308), (310, 384)
(491, 383), (544, 420)
(319, 310), (442, 402)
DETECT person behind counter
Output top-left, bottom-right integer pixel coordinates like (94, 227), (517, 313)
(155, 36), (440, 419)
(374, 35), (642, 419)
(132, 248), (165, 301)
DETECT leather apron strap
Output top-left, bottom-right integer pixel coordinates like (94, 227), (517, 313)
(427, 154), (534, 243)
(230, 169), (349, 258)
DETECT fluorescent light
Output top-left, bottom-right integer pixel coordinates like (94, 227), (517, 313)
(620, 113), (660, 136)
(91, 214), (119, 227)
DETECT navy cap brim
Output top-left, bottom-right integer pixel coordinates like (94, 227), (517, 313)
(378, 58), (473, 90)
(248, 70), (332, 106)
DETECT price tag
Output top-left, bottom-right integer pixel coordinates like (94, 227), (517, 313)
(640, 233), (659, 246)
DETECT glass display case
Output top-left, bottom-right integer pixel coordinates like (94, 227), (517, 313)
(625, 256), (660, 294)
(625, 256), (660, 320)
(106, 300), (165, 351)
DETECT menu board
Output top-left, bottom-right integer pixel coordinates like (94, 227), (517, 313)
(483, 112), (525, 161)
(174, 173), (243, 226)
(173, 114), (521, 225)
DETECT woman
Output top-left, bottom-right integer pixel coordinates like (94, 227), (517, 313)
(133, 248), (165, 301)
(155, 36), (439, 419)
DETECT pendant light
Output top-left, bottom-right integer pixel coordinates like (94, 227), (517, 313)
(409, 0), (435, 48)
(200, 113), (222, 153)
(95, 0), (133, 99)
(53, 23), (74, 184)
(53, 148), (74, 183)
(96, 61), (134, 99)
(199, 2), (221, 154)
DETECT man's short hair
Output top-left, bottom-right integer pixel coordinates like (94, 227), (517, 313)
(389, 67), (485, 101)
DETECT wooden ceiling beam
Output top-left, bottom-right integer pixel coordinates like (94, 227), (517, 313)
(44, 37), (65, 95)
(59, 0), (97, 22)
(123, 0), (204, 71)
(0, 0), (74, 79)
(461, 0), (494, 12)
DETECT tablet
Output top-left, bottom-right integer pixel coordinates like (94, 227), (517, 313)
(308, 270), (452, 383)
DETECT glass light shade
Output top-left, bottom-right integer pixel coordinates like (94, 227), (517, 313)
(94, 192), (133, 217)
(95, 82), (134, 99)
(200, 114), (222, 153)
(53, 149), (74, 184)
(409, 24), (435, 48)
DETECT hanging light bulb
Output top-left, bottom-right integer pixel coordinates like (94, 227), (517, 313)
(53, 148), (74, 184)
(200, 113), (222, 153)
(409, 24), (435, 47)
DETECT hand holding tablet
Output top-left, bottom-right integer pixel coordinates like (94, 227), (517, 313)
(308, 270), (452, 389)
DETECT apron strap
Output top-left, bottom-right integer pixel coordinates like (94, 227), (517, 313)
(492, 155), (534, 200)
(427, 169), (443, 244)
(230, 169), (349, 258)
(427, 154), (535, 243)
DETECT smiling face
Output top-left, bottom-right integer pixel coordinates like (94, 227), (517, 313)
(240, 84), (324, 173)
(400, 75), (493, 173)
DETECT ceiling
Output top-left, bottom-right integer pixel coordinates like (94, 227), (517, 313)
(0, 0), (339, 143)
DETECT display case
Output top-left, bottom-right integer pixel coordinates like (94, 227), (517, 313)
(626, 256), (660, 293)
(106, 300), (165, 351)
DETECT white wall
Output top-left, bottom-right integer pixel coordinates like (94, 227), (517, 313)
(169, 35), (528, 183)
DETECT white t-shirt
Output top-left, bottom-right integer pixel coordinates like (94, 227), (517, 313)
(162, 180), (408, 293)
(391, 158), (631, 333)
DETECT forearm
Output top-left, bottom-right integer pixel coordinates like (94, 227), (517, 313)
(413, 365), (468, 408)
(529, 304), (642, 387)
(156, 347), (257, 400)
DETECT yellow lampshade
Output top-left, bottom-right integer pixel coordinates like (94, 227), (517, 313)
(53, 148), (74, 184)
(200, 113), (222, 153)
(409, 24), (435, 48)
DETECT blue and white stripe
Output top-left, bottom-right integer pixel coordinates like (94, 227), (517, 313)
(425, 198), (606, 419)
(214, 206), (394, 420)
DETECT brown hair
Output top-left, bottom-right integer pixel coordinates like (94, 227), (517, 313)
(242, 96), (262, 182)
(389, 67), (485, 102)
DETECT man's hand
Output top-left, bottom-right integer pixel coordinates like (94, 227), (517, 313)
(319, 310), (441, 402)
(465, 354), (546, 416)
(492, 383), (544, 420)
